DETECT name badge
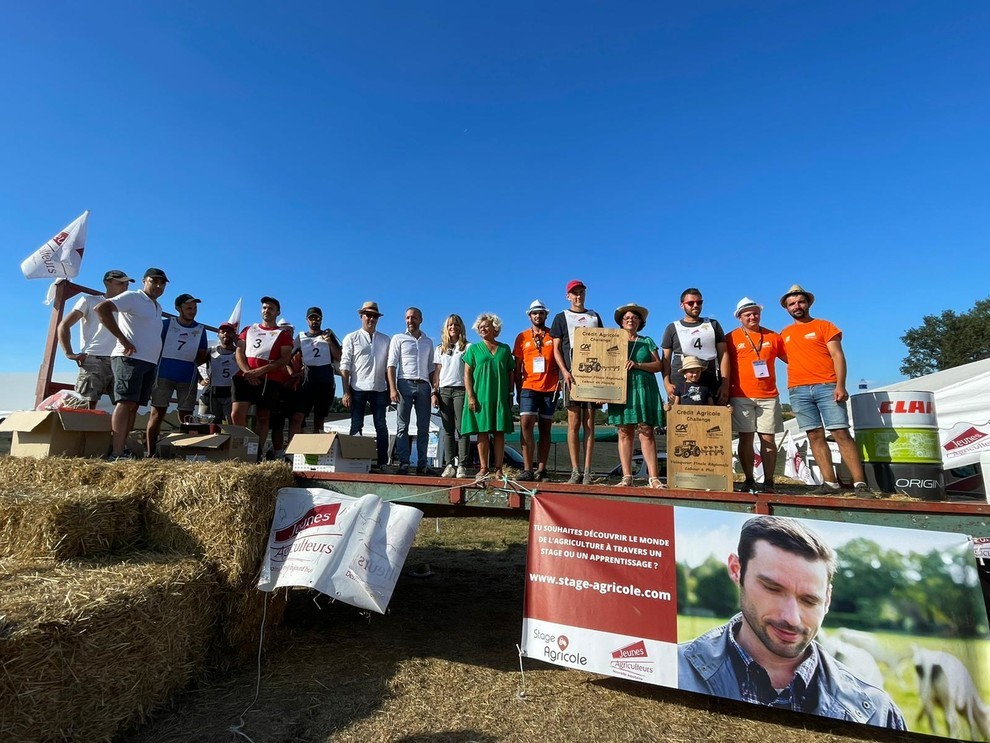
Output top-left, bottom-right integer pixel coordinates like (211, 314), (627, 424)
(532, 356), (546, 374)
(752, 359), (770, 379)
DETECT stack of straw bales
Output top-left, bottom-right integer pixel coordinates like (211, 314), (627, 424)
(0, 457), (294, 742)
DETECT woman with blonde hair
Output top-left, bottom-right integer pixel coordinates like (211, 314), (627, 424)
(461, 313), (515, 481)
(433, 314), (470, 478)
(608, 303), (665, 488)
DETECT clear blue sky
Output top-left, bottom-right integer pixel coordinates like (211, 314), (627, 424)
(3, 2), (989, 407)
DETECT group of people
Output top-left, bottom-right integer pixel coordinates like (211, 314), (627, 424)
(59, 270), (871, 495)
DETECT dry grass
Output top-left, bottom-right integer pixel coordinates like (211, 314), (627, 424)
(0, 554), (216, 743)
(120, 517), (923, 743)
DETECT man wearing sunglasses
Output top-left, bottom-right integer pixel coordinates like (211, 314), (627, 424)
(513, 299), (559, 482)
(661, 288), (730, 405)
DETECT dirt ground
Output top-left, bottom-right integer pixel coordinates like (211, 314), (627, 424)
(120, 518), (924, 743)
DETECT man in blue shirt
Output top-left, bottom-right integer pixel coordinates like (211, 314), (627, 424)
(147, 293), (208, 456)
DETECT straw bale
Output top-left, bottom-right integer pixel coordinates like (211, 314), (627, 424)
(209, 587), (289, 669)
(0, 489), (144, 560)
(0, 457), (167, 500)
(0, 554), (217, 743)
(142, 461), (294, 588)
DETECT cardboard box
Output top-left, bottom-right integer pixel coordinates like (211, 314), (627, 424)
(286, 433), (377, 473)
(160, 425), (260, 462)
(0, 410), (112, 459)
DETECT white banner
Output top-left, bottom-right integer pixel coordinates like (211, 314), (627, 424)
(257, 487), (423, 613)
(21, 211), (89, 280)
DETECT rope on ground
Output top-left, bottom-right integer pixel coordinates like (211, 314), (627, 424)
(227, 590), (271, 743)
(515, 643), (529, 700)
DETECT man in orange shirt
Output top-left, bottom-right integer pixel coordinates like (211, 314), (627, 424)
(726, 298), (786, 493)
(780, 285), (869, 495)
(514, 300), (559, 482)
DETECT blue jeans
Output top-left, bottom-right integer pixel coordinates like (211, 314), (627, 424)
(349, 387), (389, 466)
(396, 378), (432, 467)
(438, 385), (469, 466)
(789, 383), (850, 432)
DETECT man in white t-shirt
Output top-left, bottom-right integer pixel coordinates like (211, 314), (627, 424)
(57, 269), (135, 408)
(96, 267), (168, 459)
(550, 279), (604, 485)
(340, 302), (391, 470)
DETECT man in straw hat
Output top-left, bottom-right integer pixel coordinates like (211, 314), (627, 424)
(780, 285), (871, 496)
(551, 279), (605, 485)
(340, 301), (392, 471)
(726, 297), (787, 493)
(513, 299), (559, 482)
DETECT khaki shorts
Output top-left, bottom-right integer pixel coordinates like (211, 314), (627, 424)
(74, 354), (115, 403)
(730, 396), (783, 434)
(151, 377), (198, 412)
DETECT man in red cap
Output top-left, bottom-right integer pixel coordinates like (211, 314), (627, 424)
(551, 279), (604, 485)
(198, 321), (238, 424)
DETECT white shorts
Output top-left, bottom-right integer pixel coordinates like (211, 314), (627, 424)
(730, 396), (783, 435)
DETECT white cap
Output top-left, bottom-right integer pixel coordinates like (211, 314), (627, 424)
(527, 299), (549, 315)
(734, 297), (763, 318)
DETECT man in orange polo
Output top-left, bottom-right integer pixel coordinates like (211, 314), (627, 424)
(780, 285), (869, 495)
(514, 299), (559, 482)
(726, 297), (787, 493)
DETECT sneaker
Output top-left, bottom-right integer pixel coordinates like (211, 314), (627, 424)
(582, 470), (593, 485)
(758, 480), (776, 494)
(396, 465), (409, 475)
(516, 469), (535, 482)
(378, 464), (395, 475)
(736, 479), (756, 493)
(853, 482), (885, 499)
(567, 470), (582, 485)
(105, 451), (134, 462)
(810, 482), (842, 495)
(534, 468), (548, 482)
(455, 465), (468, 478)
(441, 463), (457, 478)
(416, 466), (432, 476)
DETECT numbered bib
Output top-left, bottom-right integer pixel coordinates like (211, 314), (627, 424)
(299, 333), (332, 367)
(162, 320), (203, 363)
(674, 321), (716, 361)
(245, 324), (281, 361)
(209, 348), (235, 387)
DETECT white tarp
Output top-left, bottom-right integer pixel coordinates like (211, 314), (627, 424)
(257, 487), (423, 613)
(872, 358), (990, 470)
(325, 410), (444, 467)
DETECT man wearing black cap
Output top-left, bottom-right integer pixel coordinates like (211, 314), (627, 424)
(57, 269), (135, 409)
(289, 307), (342, 438)
(96, 267), (169, 459)
(146, 292), (209, 456)
(231, 296), (294, 460)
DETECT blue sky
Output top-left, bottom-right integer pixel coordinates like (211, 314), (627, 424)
(3, 2), (989, 409)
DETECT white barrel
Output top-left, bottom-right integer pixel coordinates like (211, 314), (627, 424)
(851, 391), (938, 430)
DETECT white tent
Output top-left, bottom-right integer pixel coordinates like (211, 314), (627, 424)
(325, 411), (444, 468)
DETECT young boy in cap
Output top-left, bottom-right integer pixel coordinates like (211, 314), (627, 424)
(666, 356), (716, 408)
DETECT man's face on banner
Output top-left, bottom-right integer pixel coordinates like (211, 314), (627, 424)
(730, 540), (831, 661)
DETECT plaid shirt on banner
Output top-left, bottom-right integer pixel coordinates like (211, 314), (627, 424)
(725, 615), (821, 711)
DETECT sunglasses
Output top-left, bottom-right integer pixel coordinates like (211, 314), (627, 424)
(683, 300), (703, 307)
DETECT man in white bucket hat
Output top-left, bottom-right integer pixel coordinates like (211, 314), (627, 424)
(726, 297), (787, 493)
(513, 299), (559, 482)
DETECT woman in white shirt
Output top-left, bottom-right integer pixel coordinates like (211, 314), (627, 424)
(433, 314), (469, 478)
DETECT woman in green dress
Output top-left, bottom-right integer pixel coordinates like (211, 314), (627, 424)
(462, 312), (515, 481)
(608, 303), (665, 488)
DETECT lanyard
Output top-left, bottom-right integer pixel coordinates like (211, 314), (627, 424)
(742, 329), (764, 359)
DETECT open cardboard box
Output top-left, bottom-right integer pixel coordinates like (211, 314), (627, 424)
(286, 433), (376, 473)
(0, 409), (112, 459)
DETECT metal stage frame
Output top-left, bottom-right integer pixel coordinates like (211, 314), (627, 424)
(296, 471), (990, 537)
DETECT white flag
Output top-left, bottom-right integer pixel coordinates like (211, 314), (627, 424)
(21, 211), (89, 280)
(227, 298), (242, 331)
(784, 434), (818, 485)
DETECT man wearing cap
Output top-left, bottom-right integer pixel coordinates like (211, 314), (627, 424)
(57, 269), (135, 409)
(514, 299), (559, 481)
(661, 288), (731, 405)
(726, 298), (787, 493)
(780, 285), (870, 495)
(289, 307), (343, 439)
(146, 293), (209, 456)
(340, 302), (391, 470)
(198, 322), (238, 424)
(388, 308), (437, 475)
(95, 267), (169, 459)
(551, 279), (605, 485)
(231, 297), (294, 461)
